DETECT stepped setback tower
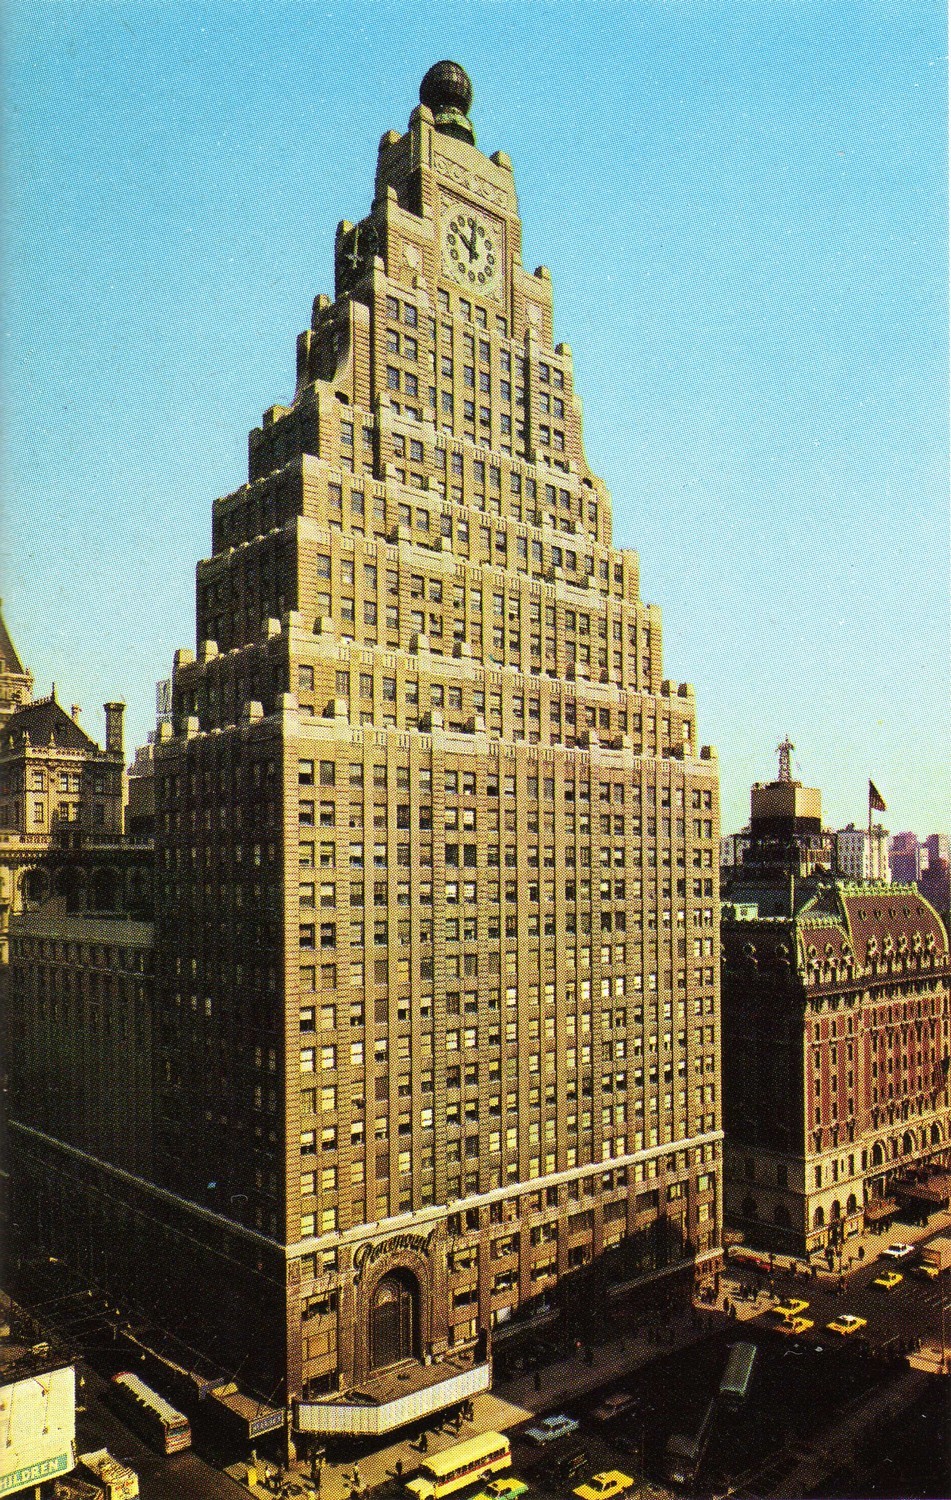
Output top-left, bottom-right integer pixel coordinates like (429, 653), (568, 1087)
(13, 65), (722, 1423)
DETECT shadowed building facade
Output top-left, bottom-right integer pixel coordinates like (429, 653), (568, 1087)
(10, 65), (722, 1427)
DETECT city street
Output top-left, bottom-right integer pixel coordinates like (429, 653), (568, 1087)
(729, 1250), (949, 1361)
(73, 1361), (250, 1500)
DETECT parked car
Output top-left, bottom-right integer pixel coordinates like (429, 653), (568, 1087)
(590, 1392), (637, 1425)
(612, 1419), (649, 1458)
(881, 1243), (915, 1261)
(540, 1447), (589, 1486)
(482, 1481), (529, 1500)
(826, 1314), (867, 1336)
(874, 1270), (903, 1291)
(572, 1472), (634, 1500)
(525, 1414), (580, 1446)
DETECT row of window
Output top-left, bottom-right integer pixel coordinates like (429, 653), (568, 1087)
(297, 758), (707, 805)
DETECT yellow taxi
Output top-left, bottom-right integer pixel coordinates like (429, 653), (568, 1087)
(572, 1473), (634, 1500)
(776, 1315), (814, 1336)
(826, 1314), (867, 1336)
(873, 1269), (903, 1291)
(772, 1299), (810, 1320)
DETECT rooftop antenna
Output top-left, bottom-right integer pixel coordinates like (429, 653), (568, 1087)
(776, 736), (795, 783)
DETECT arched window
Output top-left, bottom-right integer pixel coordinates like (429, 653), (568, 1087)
(813, 1206), (825, 1229)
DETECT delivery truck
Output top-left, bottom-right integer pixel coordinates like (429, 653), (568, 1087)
(917, 1237), (951, 1279)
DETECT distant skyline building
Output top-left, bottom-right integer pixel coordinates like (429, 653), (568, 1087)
(890, 830), (923, 885)
(835, 823), (891, 884)
(8, 62), (722, 1425)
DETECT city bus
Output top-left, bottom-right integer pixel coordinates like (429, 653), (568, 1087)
(405, 1432), (512, 1500)
(718, 1341), (757, 1412)
(110, 1371), (192, 1454)
(664, 1397), (716, 1488)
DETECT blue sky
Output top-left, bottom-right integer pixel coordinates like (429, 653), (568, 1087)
(2, 0), (947, 838)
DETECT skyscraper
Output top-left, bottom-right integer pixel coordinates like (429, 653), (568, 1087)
(11, 64), (721, 1427)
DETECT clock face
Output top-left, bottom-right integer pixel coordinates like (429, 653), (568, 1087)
(442, 205), (501, 296)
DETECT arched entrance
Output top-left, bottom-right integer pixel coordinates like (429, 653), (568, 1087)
(369, 1271), (418, 1370)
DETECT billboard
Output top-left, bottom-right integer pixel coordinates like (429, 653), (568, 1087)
(0, 1364), (75, 1496)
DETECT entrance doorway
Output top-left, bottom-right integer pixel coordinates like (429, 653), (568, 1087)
(369, 1272), (417, 1369)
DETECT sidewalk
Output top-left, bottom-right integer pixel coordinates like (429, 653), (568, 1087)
(226, 1206), (951, 1500)
(228, 1301), (742, 1500)
(729, 1201), (951, 1290)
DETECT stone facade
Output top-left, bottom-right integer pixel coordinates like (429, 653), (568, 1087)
(0, 611), (128, 964)
(835, 823), (891, 884)
(8, 64), (722, 1411)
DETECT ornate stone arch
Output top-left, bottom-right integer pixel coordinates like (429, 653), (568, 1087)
(20, 864), (49, 907)
(351, 1232), (442, 1380)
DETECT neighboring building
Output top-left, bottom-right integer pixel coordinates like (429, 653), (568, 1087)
(926, 833), (950, 868)
(126, 737), (157, 836)
(9, 62), (722, 1427)
(0, 653), (128, 963)
(888, 831), (951, 917)
(719, 829), (751, 873)
(722, 746), (898, 888)
(0, 603), (34, 725)
(889, 830), (923, 885)
(9, 896), (155, 1188)
(835, 823), (890, 884)
(722, 765), (951, 1258)
(921, 834), (951, 918)
(740, 739), (836, 880)
(0, 1336), (76, 1497)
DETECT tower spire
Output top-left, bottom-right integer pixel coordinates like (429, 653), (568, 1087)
(776, 736), (795, 783)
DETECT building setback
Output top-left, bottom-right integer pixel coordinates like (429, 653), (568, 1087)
(10, 64), (722, 1424)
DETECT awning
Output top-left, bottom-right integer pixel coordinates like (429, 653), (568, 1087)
(864, 1197), (898, 1221)
(296, 1359), (491, 1436)
(210, 1383), (284, 1438)
(894, 1170), (942, 1206)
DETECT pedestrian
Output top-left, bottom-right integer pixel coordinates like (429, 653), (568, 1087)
(395, 1460), (404, 1480)
(420, 1432), (428, 1455)
(533, 1369), (541, 1392)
